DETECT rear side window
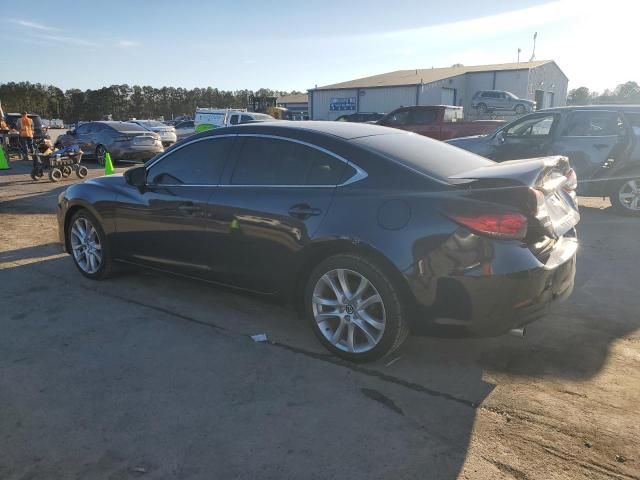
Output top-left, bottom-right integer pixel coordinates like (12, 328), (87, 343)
(229, 115), (239, 125)
(563, 111), (621, 137)
(147, 137), (234, 185)
(240, 115), (253, 123)
(411, 109), (436, 124)
(231, 137), (346, 186)
(354, 133), (494, 181)
(625, 113), (640, 136)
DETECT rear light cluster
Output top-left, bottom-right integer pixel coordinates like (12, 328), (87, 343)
(450, 213), (528, 240)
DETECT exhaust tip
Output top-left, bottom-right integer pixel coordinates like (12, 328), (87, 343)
(509, 327), (526, 337)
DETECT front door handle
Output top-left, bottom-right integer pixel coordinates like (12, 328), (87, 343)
(593, 143), (610, 150)
(289, 204), (321, 220)
(178, 203), (203, 216)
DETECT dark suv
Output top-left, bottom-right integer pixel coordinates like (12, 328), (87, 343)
(5, 113), (48, 141)
(447, 105), (640, 215)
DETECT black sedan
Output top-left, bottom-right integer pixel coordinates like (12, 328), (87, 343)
(57, 122), (580, 362)
(56, 121), (164, 165)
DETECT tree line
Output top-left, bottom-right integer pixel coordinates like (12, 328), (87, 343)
(567, 81), (640, 105)
(0, 81), (302, 122)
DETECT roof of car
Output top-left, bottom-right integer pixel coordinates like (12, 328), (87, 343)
(204, 120), (404, 140)
(541, 105), (640, 112)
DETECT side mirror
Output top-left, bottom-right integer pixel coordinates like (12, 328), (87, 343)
(493, 131), (506, 145)
(124, 166), (147, 189)
(66, 130), (74, 135)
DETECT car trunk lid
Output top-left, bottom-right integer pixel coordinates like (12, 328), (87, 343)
(449, 155), (580, 240)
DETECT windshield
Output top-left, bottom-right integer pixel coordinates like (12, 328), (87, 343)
(136, 120), (165, 128)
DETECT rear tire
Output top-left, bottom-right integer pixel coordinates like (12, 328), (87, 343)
(66, 209), (113, 280)
(477, 103), (488, 114)
(515, 104), (526, 115)
(62, 166), (72, 177)
(304, 254), (409, 362)
(609, 178), (640, 216)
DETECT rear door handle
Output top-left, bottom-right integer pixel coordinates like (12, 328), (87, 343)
(289, 204), (321, 220)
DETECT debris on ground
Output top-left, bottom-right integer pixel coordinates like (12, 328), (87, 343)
(250, 333), (268, 342)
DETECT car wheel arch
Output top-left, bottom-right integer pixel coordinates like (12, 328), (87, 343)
(290, 239), (415, 317)
(63, 202), (106, 253)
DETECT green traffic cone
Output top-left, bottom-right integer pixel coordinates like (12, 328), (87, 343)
(0, 146), (9, 170)
(104, 151), (115, 175)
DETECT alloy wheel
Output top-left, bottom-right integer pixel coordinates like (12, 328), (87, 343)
(312, 268), (386, 353)
(70, 217), (103, 274)
(618, 179), (640, 211)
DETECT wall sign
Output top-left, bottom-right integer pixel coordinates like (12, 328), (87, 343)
(330, 97), (356, 111)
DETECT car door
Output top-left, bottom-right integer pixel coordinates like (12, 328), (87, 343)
(208, 135), (350, 293)
(550, 110), (630, 187)
(72, 123), (93, 151)
(114, 135), (236, 279)
(84, 123), (104, 155)
(489, 112), (559, 161)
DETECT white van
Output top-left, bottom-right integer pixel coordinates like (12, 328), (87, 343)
(194, 108), (274, 132)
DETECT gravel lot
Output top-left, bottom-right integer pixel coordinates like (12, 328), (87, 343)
(1, 157), (639, 479)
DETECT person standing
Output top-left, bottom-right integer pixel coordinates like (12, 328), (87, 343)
(16, 112), (40, 169)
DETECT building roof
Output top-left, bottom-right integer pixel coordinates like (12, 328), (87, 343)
(276, 93), (308, 104)
(313, 60), (557, 90)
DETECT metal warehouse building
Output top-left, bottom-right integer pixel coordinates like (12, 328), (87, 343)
(308, 60), (568, 120)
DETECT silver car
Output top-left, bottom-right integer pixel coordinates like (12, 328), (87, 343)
(471, 90), (535, 115)
(128, 120), (177, 147)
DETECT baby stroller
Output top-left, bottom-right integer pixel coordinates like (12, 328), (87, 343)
(31, 144), (88, 182)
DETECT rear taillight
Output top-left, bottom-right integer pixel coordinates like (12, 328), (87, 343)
(450, 213), (528, 240)
(563, 168), (577, 192)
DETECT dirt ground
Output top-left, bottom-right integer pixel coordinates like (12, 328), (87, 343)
(1, 157), (638, 480)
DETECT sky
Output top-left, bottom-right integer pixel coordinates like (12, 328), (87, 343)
(0, 0), (636, 93)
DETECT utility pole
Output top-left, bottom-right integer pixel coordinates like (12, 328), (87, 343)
(529, 32), (537, 62)
(517, 48), (521, 63)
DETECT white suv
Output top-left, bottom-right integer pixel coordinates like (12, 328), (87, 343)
(471, 90), (535, 115)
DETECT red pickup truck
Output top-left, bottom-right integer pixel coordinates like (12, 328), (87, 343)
(375, 105), (503, 140)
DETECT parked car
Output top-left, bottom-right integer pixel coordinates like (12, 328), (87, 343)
(4, 112), (49, 141)
(375, 106), (503, 140)
(447, 105), (640, 215)
(174, 120), (195, 140)
(127, 120), (177, 147)
(57, 121), (579, 362)
(55, 121), (163, 165)
(336, 112), (385, 123)
(471, 90), (535, 115)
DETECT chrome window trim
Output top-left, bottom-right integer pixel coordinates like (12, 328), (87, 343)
(144, 132), (368, 189)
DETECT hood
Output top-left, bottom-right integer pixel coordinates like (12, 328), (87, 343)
(86, 173), (125, 187)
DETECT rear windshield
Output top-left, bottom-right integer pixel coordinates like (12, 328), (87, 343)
(354, 132), (494, 181)
(109, 122), (148, 132)
(137, 120), (165, 127)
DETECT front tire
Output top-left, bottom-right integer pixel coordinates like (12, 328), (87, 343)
(66, 209), (113, 280)
(515, 104), (526, 115)
(610, 178), (640, 216)
(477, 103), (488, 114)
(305, 254), (409, 362)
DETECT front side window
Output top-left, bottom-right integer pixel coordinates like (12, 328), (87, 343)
(504, 114), (556, 137)
(563, 111), (622, 137)
(240, 115), (254, 123)
(76, 124), (90, 134)
(231, 137), (346, 186)
(147, 137), (234, 185)
(229, 115), (239, 125)
(383, 109), (411, 126)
